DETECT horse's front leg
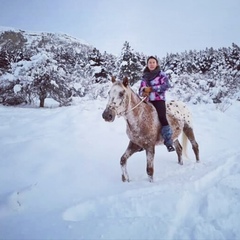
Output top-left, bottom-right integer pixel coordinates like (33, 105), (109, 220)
(120, 141), (142, 182)
(146, 146), (155, 182)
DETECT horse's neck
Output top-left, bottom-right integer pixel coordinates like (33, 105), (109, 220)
(124, 90), (147, 121)
(127, 90), (141, 110)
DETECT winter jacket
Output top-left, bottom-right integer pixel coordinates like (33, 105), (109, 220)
(139, 70), (171, 101)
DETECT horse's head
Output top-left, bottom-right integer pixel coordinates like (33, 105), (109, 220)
(102, 76), (130, 122)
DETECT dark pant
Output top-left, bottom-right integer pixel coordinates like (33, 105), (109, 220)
(151, 100), (169, 126)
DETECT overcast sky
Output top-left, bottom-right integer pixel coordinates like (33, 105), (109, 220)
(0, 0), (239, 57)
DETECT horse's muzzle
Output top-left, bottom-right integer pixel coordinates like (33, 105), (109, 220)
(102, 108), (116, 122)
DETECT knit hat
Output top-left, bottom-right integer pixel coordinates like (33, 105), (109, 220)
(147, 56), (159, 64)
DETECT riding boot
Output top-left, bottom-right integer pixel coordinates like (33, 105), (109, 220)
(161, 125), (175, 152)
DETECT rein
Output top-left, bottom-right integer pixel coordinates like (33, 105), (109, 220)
(117, 95), (147, 117)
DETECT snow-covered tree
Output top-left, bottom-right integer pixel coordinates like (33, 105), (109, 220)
(0, 31), (26, 69)
(88, 48), (108, 84)
(29, 53), (72, 107)
(118, 41), (143, 85)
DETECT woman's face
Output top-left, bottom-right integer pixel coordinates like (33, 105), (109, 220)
(147, 58), (158, 71)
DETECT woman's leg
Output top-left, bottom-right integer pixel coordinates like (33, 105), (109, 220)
(151, 100), (168, 126)
(151, 100), (175, 152)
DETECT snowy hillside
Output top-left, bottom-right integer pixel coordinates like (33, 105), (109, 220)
(0, 27), (120, 107)
(1, 27), (239, 108)
(0, 94), (240, 239)
(0, 26), (90, 48)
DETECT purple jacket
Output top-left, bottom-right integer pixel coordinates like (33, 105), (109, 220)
(139, 71), (171, 101)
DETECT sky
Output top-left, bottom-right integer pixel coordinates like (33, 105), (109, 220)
(0, 0), (240, 57)
(0, 91), (240, 239)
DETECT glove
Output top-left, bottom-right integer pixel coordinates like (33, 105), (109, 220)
(142, 87), (152, 97)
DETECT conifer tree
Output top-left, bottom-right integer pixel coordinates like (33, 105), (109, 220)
(118, 41), (142, 85)
(88, 48), (108, 83)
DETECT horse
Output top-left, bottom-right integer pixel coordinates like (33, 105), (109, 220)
(102, 76), (199, 182)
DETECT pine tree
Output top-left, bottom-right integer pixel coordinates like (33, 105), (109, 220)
(88, 48), (108, 83)
(118, 41), (142, 85)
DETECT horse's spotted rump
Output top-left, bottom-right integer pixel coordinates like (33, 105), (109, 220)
(166, 100), (193, 128)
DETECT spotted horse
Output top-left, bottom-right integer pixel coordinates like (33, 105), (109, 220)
(102, 77), (200, 182)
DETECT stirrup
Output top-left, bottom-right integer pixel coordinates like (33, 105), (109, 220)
(167, 145), (175, 152)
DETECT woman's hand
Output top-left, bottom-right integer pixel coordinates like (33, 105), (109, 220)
(142, 87), (152, 97)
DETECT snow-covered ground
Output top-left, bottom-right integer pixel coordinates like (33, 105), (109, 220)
(0, 96), (240, 240)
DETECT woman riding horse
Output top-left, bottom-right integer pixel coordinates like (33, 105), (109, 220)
(139, 56), (175, 152)
(102, 76), (200, 182)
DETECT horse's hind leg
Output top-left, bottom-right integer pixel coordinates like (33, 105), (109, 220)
(145, 145), (155, 182)
(183, 125), (200, 162)
(120, 141), (142, 182)
(174, 139), (183, 165)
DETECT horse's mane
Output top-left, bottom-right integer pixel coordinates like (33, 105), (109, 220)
(114, 80), (150, 108)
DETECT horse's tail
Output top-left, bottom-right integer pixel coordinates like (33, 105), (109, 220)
(182, 132), (189, 158)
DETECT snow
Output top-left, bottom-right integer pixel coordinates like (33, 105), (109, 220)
(0, 95), (240, 240)
(13, 84), (22, 93)
(0, 26), (16, 32)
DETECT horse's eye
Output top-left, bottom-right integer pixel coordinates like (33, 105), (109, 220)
(119, 91), (124, 98)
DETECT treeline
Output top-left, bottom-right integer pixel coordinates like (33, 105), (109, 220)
(0, 29), (239, 107)
(161, 44), (240, 104)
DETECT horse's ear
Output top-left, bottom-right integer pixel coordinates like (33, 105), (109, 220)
(123, 77), (129, 87)
(111, 76), (116, 83)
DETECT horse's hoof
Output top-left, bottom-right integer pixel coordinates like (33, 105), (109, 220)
(122, 175), (129, 182)
(178, 161), (183, 165)
(148, 175), (154, 182)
